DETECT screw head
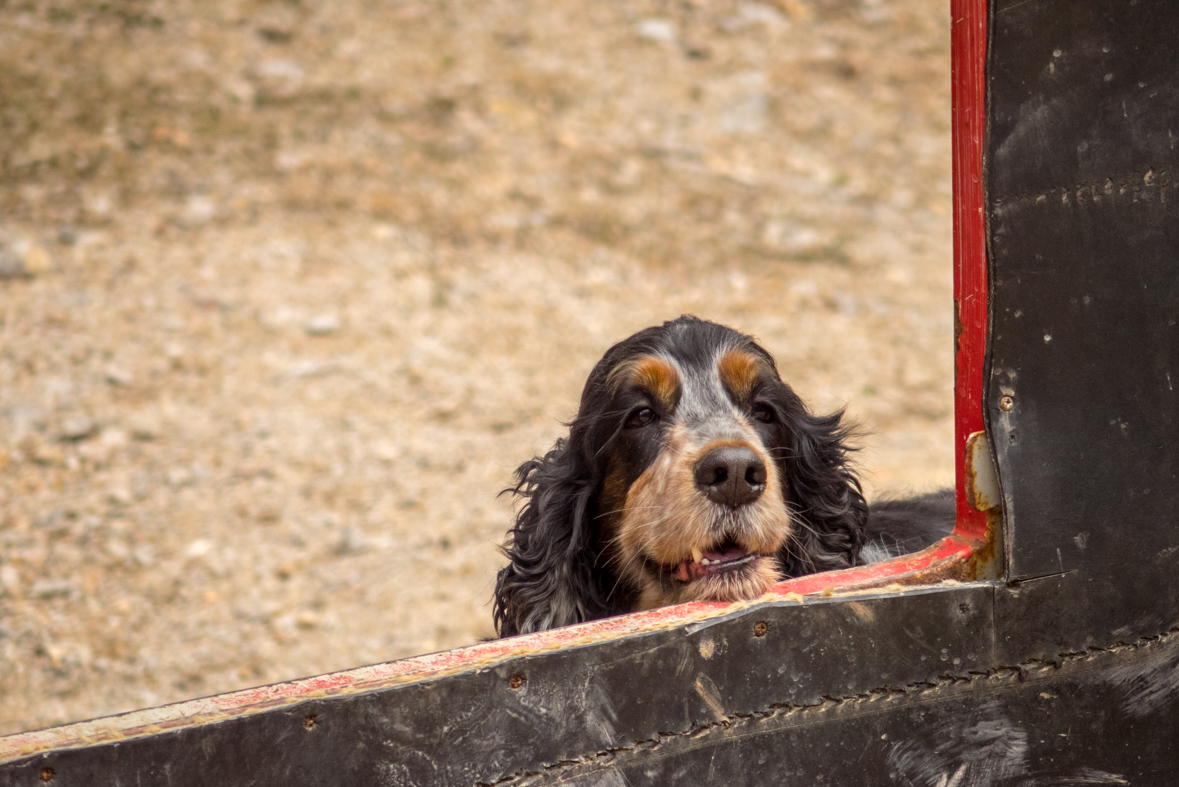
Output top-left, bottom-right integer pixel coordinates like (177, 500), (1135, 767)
(510, 673), (525, 690)
(999, 395), (1015, 411)
(754, 621), (768, 637)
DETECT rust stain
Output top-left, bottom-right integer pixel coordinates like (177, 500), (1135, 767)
(964, 431), (1002, 512)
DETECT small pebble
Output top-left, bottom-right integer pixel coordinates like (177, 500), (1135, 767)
(306, 314), (341, 336)
(184, 539), (214, 558)
(337, 528), (369, 556)
(167, 467), (193, 487)
(59, 416), (96, 442)
(181, 195), (217, 228)
(128, 412), (162, 441)
(30, 578), (75, 600)
(105, 365), (134, 386)
(32, 443), (65, 466)
(0, 565), (21, 592)
(106, 483), (133, 506)
(637, 18), (676, 42)
(0, 241), (51, 280)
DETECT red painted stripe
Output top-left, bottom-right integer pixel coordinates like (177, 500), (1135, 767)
(951, 0), (991, 543)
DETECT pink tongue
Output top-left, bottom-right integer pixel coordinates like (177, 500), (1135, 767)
(703, 547), (749, 562)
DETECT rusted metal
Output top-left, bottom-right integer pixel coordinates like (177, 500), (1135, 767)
(965, 431), (1002, 512)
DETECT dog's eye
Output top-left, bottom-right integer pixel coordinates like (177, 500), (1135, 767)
(625, 407), (657, 429)
(751, 402), (776, 423)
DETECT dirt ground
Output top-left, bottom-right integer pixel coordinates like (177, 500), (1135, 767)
(0, 0), (954, 734)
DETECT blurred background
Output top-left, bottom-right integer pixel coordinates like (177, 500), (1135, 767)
(0, 0), (953, 734)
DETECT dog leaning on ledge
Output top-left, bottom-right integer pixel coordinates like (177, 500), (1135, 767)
(493, 315), (954, 637)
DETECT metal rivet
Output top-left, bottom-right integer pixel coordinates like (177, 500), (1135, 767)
(304, 714), (317, 730)
(754, 621), (768, 637)
(40, 768), (55, 783)
(510, 674), (525, 690)
(999, 395), (1015, 411)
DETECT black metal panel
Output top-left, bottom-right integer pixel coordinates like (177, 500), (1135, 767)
(516, 630), (1179, 786)
(0, 586), (992, 786)
(985, 0), (1179, 653)
(987, 2), (1179, 200)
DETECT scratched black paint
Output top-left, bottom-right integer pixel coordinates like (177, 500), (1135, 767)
(0, 587), (991, 785)
(985, 0), (1179, 657)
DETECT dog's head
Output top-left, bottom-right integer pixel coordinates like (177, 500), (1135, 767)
(494, 316), (867, 637)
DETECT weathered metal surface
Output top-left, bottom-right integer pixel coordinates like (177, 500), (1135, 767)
(0, 584), (995, 785)
(985, 0), (1179, 654)
(514, 628), (1179, 786)
(965, 431), (1002, 512)
(0, 519), (990, 768)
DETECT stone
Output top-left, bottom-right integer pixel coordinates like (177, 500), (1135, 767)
(59, 415), (97, 441)
(106, 481), (133, 506)
(30, 578), (75, 599)
(0, 565), (21, 593)
(128, 412), (162, 441)
(181, 195), (217, 228)
(0, 240), (51, 280)
(305, 314), (341, 336)
(636, 19), (676, 42)
(337, 528), (369, 556)
(105, 365), (134, 386)
(184, 539), (214, 558)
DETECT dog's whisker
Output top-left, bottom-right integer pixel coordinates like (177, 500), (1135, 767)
(593, 504), (666, 521)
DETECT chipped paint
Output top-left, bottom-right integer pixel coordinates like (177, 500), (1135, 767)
(965, 431), (1002, 512)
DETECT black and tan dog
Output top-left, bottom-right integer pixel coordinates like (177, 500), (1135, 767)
(493, 316), (953, 637)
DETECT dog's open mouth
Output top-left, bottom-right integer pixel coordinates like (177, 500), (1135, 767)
(655, 537), (765, 583)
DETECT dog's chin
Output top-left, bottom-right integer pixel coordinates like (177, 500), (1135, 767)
(680, 555), (781, 602)
(641, 554), (782, 607)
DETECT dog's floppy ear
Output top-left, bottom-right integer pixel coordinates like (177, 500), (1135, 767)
(777, 409), (869, 577)
(493, 433), (606, 637)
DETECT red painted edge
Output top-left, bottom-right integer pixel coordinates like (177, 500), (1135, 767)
(0, 533), (980, 763)
(0, 2), (993, 762)
(951, 0), (990, 544)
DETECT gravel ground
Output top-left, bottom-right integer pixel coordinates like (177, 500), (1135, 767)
(0, 0), (953, 734)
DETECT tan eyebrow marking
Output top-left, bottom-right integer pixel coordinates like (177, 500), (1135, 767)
(608, 355), (681, 411)
(717, 348), (768, 402)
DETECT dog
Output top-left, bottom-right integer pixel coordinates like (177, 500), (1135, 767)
(493, 316), (954, 637)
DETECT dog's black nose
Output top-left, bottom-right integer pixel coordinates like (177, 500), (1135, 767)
(694, 446), (767, 508)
